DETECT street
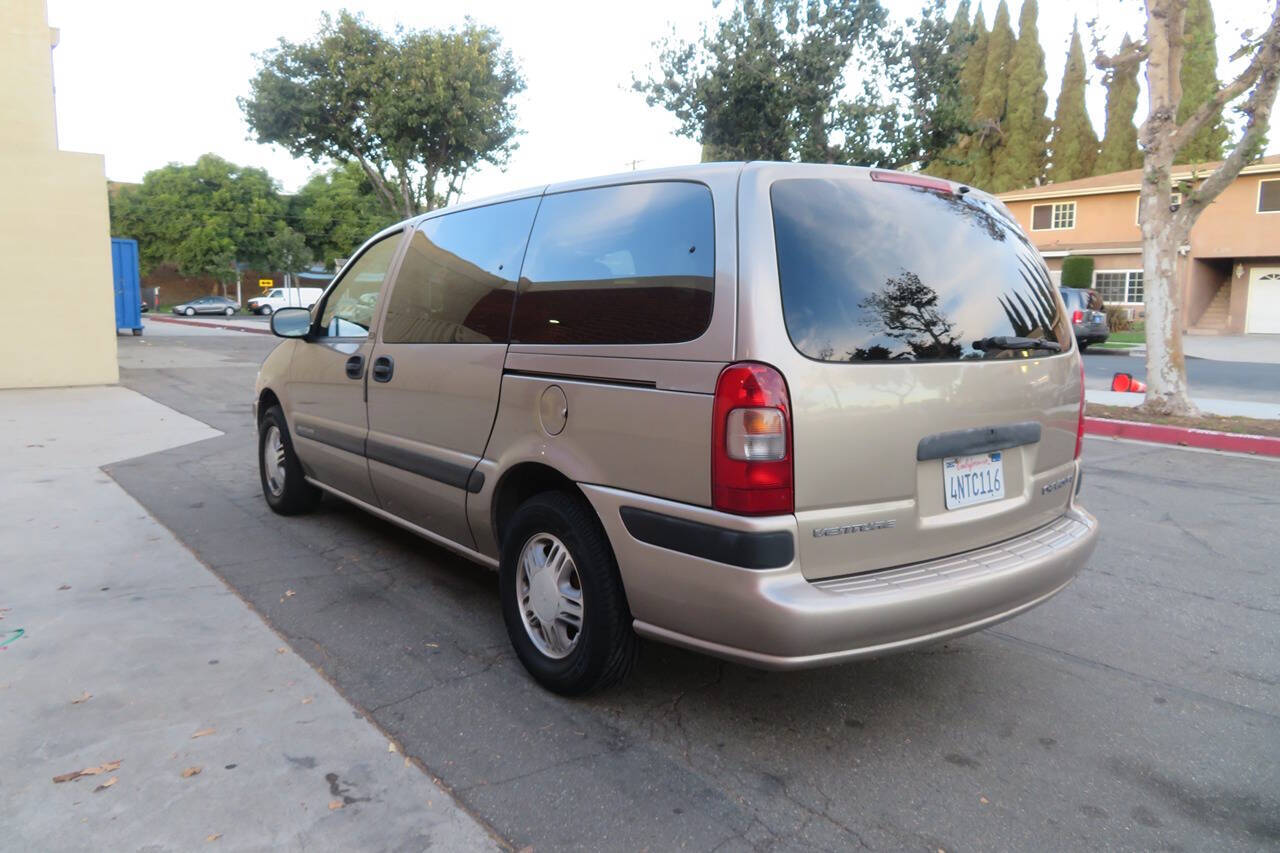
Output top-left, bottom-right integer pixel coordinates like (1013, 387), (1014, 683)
(105, 323), (1280, 851)
(1084, 349), (1280, 404)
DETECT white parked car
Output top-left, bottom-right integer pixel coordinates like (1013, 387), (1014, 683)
(247, 287), (324, 315)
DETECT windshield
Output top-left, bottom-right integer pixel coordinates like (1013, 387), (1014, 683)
(771, 178), (1070, 362)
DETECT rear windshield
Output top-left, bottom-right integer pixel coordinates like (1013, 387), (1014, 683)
(771, 178), (1069, 362)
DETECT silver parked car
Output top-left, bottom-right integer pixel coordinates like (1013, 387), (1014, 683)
(1059, 286), (1110, 350)
(254, 163), (1098, 694)
(173, 295), (239, 316)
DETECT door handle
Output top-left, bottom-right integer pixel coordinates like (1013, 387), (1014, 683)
(345, 355), (365, 380)
(372, 355), (394, 383)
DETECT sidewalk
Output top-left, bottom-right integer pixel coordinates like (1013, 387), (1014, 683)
(1089, 334), (1280, 364)
(1086, 389), (1280, 419)
(0, 386), (496, 850)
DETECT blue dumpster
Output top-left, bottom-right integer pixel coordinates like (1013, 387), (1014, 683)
(112, 237), (143, 335)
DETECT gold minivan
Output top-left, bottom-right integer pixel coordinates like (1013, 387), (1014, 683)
(255, 163), (1098, 694)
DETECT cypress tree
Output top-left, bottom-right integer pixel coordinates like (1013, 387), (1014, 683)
(1048, 20), (1099, 182)
(994, 0), (1050, 191)
(1175, 0), (1228, 163)
(1096, 34), (1142, 174)
(970, 0), (1015, 189)
(958, 7), (989, 111)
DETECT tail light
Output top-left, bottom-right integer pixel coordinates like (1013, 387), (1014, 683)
(1074, 358), (1086, 460)
(1071, 309), (1083, 324)
(869, 170), (953, 194)
(713, 363), (793, 515)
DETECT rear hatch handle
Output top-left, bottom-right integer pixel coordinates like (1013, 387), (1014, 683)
(917, 422), (1043, 461)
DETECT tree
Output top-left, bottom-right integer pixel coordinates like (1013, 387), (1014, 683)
(969, 0), (1015, 189)
(241, 11), (524, 218)
(845, 0), (971, 170)
(1175, 0), (1229, 163)
(1096, 34), (1143, 174)
(1049, 21), (1099, 182)
(290, 161), (397, 269)
(110, 154), (286, 289)
(1095, 1), (1280, 415)
(1061, 255), (1095, 287)
(929, 6), (988, 182)
(993, 0), (1050, 191)
(634, 0), (885, 164)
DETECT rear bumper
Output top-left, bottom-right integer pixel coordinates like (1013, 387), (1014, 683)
(582, 484), (1098, 670)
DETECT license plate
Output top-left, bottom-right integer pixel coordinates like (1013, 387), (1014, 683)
(943, 452), (1005, 510)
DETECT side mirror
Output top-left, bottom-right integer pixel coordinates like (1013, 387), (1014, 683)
(271, 307), (313, 339)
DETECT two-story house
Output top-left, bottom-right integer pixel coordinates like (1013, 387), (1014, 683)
(998, 154), (1280, 335)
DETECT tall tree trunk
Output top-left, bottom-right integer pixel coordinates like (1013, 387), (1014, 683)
(1139, 181), (1194, 414)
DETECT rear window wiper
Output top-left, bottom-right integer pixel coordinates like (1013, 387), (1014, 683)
(972, 336), (1062, 353)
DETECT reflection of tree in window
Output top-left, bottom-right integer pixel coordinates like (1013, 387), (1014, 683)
(851, 272), (962, 361)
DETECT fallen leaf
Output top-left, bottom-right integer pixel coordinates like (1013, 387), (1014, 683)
(276, 647), (287, 654)
(53, 759), (121, 783)
(190, 728), (215, 739)
(71, 690), (92, 704)
(206, 834), (221, 842)
(93, 776), (117, 792)
(979, 796), (989, 805)
(182, 766), (203, 778)
(388, 742), (398, 753)
(284, 589), (296, 598)
(328, 800), (344, 810)
(58, 584), (71, 591)
(424, 642), (439, 648)
(301, 696), (313, 705)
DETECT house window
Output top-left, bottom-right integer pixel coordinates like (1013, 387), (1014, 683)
(1032, 201), (1076, 230)
(1136, 192), (1181, 224)
(1095, 270), (1144, 303)
(1259, 179), (1280, 213)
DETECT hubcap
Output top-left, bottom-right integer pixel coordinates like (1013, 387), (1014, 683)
(263, 425), (286, 497)
(516, 533), (583, 659)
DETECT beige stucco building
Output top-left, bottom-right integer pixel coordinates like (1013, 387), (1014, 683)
(999, 155), (1280, 335)
(1, 0), (118, 388)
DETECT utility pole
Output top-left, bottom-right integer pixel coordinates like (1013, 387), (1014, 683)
(624, 159), (643, 171)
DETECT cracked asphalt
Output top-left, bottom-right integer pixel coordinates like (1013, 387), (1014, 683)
(107, 328), (1279, 851)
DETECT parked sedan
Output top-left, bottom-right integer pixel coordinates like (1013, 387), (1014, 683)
(1059, 286), (1109, 350)
(172, 296), (240, 317)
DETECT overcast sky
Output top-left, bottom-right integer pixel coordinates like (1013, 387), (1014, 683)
(46, 0), (1271, 202)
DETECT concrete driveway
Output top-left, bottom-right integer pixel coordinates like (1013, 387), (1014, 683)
(101, 330), (1280, 851)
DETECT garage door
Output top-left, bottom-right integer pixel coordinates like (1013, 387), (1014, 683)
(1245, 267), (1280, 334)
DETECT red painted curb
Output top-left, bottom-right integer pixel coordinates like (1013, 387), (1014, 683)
(147, 315), (271, 336)
(1084, 417), (1280, 457)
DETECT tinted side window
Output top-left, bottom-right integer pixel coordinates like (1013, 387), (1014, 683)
(512, 182), (715, 345)
(382, 198), (539, 344)
(317, 233), (402, 338)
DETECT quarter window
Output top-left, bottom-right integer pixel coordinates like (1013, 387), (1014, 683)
(1032, 201), (1076, 230)
(317, 232), (402, 338)
(1259, 179), (1280, 213)
(382, 198), (539, 344)
(1095, 270), (1143, 304)
(511, 181), (715, 345)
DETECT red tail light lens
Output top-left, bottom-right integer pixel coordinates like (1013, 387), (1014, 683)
(713, 363), (793, 515)
(1074, 358), (1086, 460)
(1071, 309), (1083, 324)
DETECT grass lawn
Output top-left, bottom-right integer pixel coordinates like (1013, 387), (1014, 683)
(1106, 330), (1145, 344)
(1086, 403), (1280, 437)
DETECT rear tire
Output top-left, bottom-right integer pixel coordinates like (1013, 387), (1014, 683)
(499, 491), (637, 695)
(258, 405), (320, 515)
(1078, 341), (1090, 352)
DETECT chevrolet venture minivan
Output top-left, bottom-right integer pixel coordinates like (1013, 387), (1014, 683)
(255, 163), (1098, 695)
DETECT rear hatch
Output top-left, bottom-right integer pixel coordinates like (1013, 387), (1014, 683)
(767, 173), (1081, 580)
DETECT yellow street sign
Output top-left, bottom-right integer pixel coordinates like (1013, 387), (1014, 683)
(258, 279), (273, 289)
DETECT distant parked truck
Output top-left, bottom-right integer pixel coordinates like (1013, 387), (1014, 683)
(247, 287), (324, 315)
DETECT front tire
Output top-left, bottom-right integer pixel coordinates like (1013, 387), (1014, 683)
(258, 405), (320, 515)
(225, 307), (235, 316)
(261, 305), (274, 316)
(499, 491), (637, 695)
(184, 307), (195, 316)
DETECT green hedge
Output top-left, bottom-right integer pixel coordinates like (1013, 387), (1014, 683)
(1061, 255), (1095, 288)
